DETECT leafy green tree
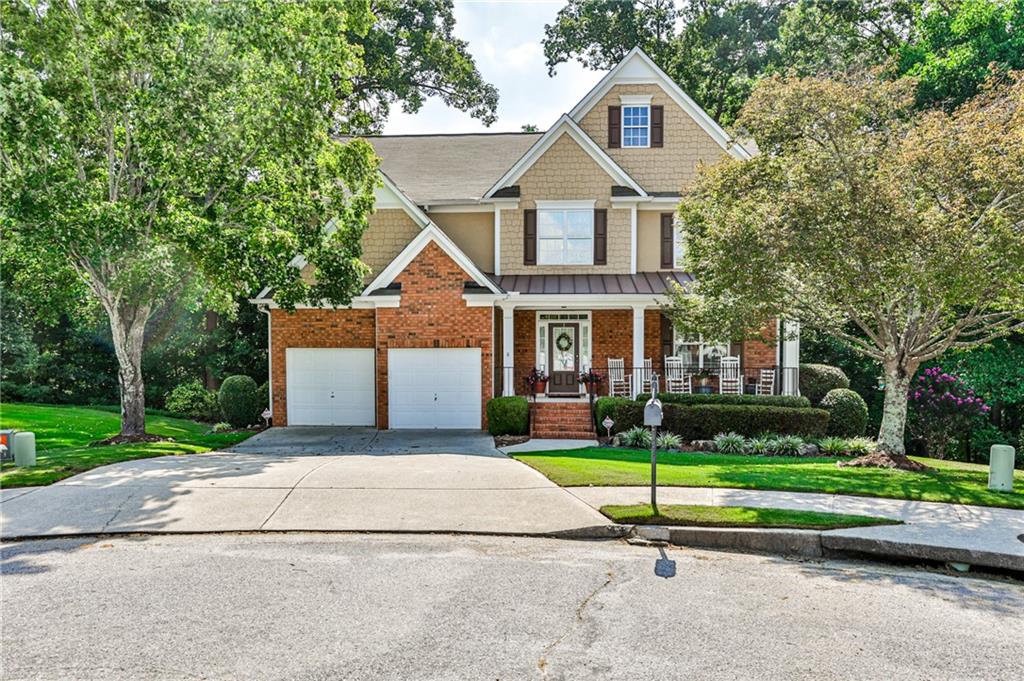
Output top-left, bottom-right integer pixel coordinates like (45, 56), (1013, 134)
(346, 0), (498, 132)
(947, 336), (1024, 434)
(1, 0), (383, 438)
(896, 0), (1024, 109)
(666, 73), (1024, 468)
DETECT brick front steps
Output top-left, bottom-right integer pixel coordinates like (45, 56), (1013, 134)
(530, 402), (596, 440)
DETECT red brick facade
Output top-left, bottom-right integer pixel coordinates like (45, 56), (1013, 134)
(269, 241), (492, 429)
(269, 308), (375, 425)
(375, 241), (493, 428)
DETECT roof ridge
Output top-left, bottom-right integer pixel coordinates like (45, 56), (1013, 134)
(360, 131), (544, 139)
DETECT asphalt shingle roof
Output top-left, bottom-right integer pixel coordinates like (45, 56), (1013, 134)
(363, 132), (542, 205)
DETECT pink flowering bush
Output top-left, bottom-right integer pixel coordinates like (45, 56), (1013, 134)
(909, 367), (989, 459)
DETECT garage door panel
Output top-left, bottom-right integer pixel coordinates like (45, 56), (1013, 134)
(388, 348), (481, 429)
(286, 348), (375, 426)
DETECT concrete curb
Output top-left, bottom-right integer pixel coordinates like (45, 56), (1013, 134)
(632, 524), (1024, 572)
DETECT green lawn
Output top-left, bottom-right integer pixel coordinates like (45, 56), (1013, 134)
(513, 447), (1024, 510)
(0, 403), (253, 487)
(600, 504), (900, 530)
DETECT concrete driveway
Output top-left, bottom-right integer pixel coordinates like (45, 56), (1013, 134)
(0, 428), (609, 539)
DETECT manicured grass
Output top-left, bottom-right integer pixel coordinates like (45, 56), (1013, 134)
(513, 447), (1024, 510)
(600, 504), (900, 530)
(0, 403), (253, 487)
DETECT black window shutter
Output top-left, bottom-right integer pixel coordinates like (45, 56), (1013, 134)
(660, 212), (674, 269)
(651, 105), (664, 147)
(593, 208), (607, 265)
(660, 314), (674, 373)
(523, 209), (537, 266)
(608, 106), (621, 148)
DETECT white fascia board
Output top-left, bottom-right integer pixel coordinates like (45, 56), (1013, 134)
(511, 294), (666, 308)
(246, 296), (400, 309)
(619, 94), (652, 105)
(361, 222), (501, 296)
(568, 47), (752, 161)
(611, 195), (683, 210)
(379, 172), (431, 227)
(462, 293), (508, 307)
(483, 115), (647, 198)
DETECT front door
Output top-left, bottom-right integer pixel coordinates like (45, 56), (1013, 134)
(548, 323), (579, 395)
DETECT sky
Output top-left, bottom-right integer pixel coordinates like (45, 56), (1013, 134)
(382, 1), (604, 135)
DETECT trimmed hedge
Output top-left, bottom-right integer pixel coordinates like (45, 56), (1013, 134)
(820, 388), (868, 437)
(486, 396), (529, 436)
(594, 397), (635, 433)
(634, 392), (811, 409)
(165, 380), (220, 422)
(218, 375), (259, 428)
(799, 364), (850, 405)
(608, 401), (829, 439)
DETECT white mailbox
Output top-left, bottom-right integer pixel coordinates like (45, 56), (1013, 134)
(643, 398), (663, 428)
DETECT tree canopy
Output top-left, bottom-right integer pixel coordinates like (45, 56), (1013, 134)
(666, 71), (1024, 462)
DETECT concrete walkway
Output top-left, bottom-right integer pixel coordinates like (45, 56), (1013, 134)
(569, 486), (1024, 570)
(0, 451), (608, 538)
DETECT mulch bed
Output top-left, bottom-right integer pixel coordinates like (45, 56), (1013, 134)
(91, 433), (170, 447)
(838, 451), (932, 472)
(493, 435), (530, 447)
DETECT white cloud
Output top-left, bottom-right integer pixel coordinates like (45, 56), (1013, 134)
(382, 1), (603, 135)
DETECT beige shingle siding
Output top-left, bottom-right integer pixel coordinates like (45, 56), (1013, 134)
(361, 209), (422, 276)
(579, 84), (727, 194)
(500, 133), (630, 275)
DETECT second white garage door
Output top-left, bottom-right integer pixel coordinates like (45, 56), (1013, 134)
(388, 348), (482, 429)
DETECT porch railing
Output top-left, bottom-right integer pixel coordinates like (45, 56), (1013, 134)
(496, 364), (800, 398)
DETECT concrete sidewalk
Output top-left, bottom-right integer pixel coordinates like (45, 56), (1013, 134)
(568, 486), (1024, 570)
(0, 451), (609, 538)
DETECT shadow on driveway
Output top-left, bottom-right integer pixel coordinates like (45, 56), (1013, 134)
(227, 427), (503, 457)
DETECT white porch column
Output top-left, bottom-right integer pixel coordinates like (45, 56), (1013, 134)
(781, 320), (801, 396)
(501, 305), (515, 396)
(631, 304), (645, 398)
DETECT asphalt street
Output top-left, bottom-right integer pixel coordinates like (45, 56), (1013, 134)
(2, 534), (1022, 680)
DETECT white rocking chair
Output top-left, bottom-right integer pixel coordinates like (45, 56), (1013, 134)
(608, 358), (632, 397)
(756, 368), (776, 395)
(639, 358), (653, 394)
(719, 356), (742, 394)
(663, 356), (692, 394)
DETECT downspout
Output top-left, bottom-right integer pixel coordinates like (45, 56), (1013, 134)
(257, 304), (273, 422)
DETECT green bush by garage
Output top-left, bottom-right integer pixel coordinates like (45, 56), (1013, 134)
(597, 397), (829, 440)
(820, 388), (869, 437)
(165, 380), (221, 422)
(486, 396), (529, 436)
(218, 375), (260, 428)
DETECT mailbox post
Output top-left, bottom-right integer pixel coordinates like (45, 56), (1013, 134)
(643, 374), (663, 513)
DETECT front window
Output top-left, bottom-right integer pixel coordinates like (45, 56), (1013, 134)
(537, 209), (593, 265)
(673, 331), (729, 370)
(674, 220), (686, 269)
(622, 105), (650, 148)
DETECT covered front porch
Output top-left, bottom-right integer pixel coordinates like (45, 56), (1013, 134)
(495, 305), (799, 399)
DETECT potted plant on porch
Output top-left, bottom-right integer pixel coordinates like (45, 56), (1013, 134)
(694, 369), (714, 395)
(525, 368), (548, 399)
(578, 369), (604, 395)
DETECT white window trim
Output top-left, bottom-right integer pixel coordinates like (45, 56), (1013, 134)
(621, 104), (650, 149)
(535, 312), (592, 373)
(671, 329), (729, 370)
(536, 205), (595, 266)
(619, 94), (652, 106)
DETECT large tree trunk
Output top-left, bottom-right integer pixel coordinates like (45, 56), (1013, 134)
(107, 303), (151, 439)
(840, 361), (930, 471)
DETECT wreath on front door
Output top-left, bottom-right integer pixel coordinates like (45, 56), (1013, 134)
(555, 332), (573, 352)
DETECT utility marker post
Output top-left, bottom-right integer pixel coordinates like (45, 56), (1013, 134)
(643, 373), (663, 514)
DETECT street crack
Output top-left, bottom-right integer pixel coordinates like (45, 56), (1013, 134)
(537, 568), (615, 679)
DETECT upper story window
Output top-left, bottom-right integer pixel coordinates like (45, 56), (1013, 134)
(674, 219), (686, 269)
(622, 105), (650, 148)
(537, 207), (593, 265)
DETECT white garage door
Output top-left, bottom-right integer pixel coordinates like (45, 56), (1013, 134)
(388, 348), (482, 429)
(286, 348), (375, 426)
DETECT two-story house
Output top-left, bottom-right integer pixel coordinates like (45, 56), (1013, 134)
(252, 48), (800, 430)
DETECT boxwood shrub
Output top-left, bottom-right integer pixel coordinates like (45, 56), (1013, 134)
(820, 388), (868, 437)
(486, 396), (529, 436)
(608, 402), (829, 440)
(634, 392), (811, 409)
(594, 397), (635, 433)
(165, 380), (220, 422)
(799, 364), (850, 405)
(218, 375), (259, 428)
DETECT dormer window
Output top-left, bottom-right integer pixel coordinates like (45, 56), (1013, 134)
(622, 105), (650, 147)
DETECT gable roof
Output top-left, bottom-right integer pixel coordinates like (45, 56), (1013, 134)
(361, 220), (503, 295)
(362, 132), (541, 205)
(483, 115), (647, 199)
(569, 47), (752, 161)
